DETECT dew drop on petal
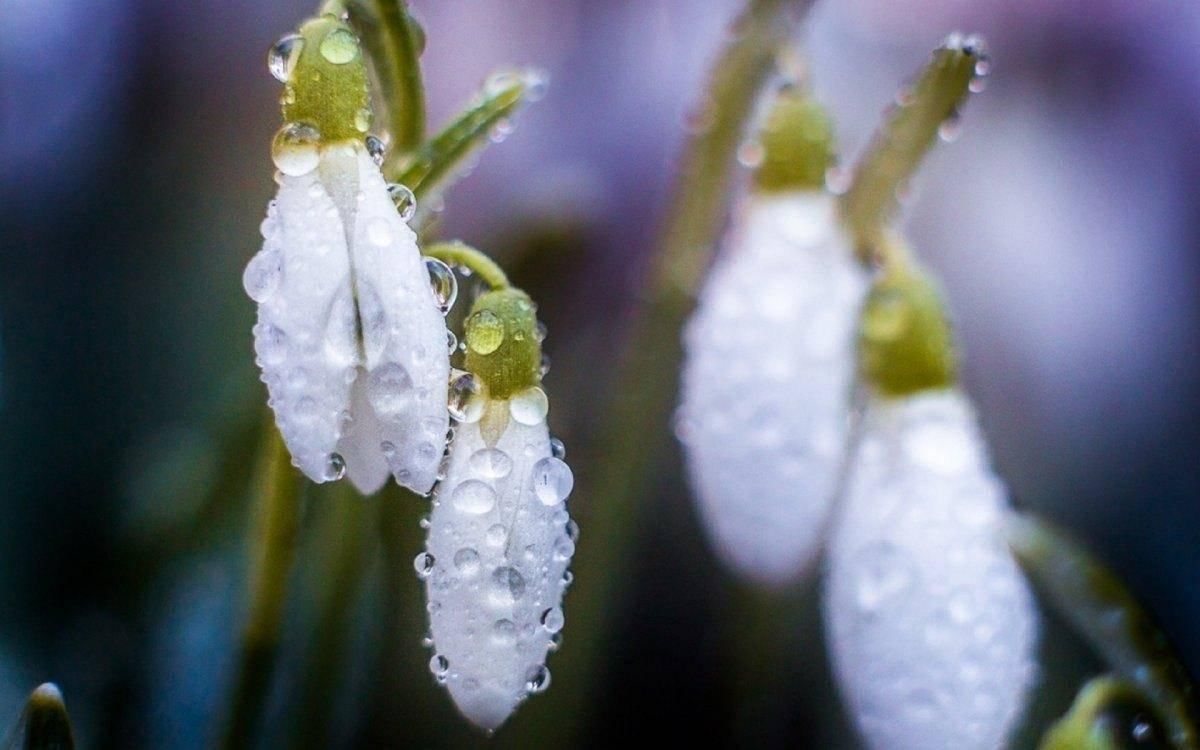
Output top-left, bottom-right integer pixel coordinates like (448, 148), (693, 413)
(469, 448), (513, 479)
(531, 457), (573, 506)
(319, 27), (359, 64)
(413, 551), (435, 578)
(524, 665), (550, 694)
(271, 122), (321, 176)
(243, 249), (282, 302)
(429, 653), (449, 680)
(365, 134), (386, 166)
(267, 33), (303, 82)
(424, 257), (457, 314)
(451, 479), (497, 514)
(540, 607), (564, 634)
(453, 547), (481, 577)
(325, 452), (346, 481)
(550, 438), (566, 459)
(367, 362), (414, 416)
(486, 524), (507, 547)
(509, 387), (549, 425)
(446, 330), (458, 355)
(447, 371), (484, 422)
(490, 566), (526, 604)
(387, 183), (416, 221)
(255, 324), (289, 366)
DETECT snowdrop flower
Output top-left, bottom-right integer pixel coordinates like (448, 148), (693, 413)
(677, 90), (870, 586)
(420, 284), (575, 731)
(824, 264), (1039, 750)
(244, 15), (450, 495)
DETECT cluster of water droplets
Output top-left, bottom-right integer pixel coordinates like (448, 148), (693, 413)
(823, 390), (1037, 750)
(676, 191), (869, 586)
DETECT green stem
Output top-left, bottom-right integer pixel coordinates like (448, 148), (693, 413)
(290, 484), (378, 750)
(4, 684), (75, 750)
(1006, 513), (1200, 749)
(513, 0), (814, 744)
(347, 0), (425, 153)
(839, 35), (986, 259)
(423, 240), (510, 290)
(387, 70), (530, 200)
(218, 427), (304, 750)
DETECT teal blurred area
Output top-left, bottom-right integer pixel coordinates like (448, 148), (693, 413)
(0, 0), (1198, 746)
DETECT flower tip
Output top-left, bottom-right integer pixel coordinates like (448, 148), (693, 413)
(447, 686), (517, 733)
(30, 682), (64, 707)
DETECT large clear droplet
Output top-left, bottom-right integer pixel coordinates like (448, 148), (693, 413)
(413, 551), (435, 578)
(451, 479), (497, 515)
(271, 122), (321, 176)
(319, 27), (359, 64)
(267, 33), (304, 82)
(367, 362), (414, 416)
(242, 249), (282, 302)
(387, 183), (416, 221)
(531, 457), (573, 506)
(509, 387), (549, 425)
(447, 371), (484, 422)
(424, 257), (457, 314)
(466, 310), (504, 355)
(325, 453), (347, 481)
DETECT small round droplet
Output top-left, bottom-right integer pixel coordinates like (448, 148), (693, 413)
(354, 107), (372, 133)
(368, 362), (414, 416)
(387, 183), (416, 221)
(451, 480), (497, 514)
(524, 69), (550, 101)
(325, 453), (346, 481)
(267, 33), (304, 82)
(271, 123), (321, 176)
(469, 448), (513, 479)
(550, 438), (566, 459)
(319, 27), (359, 64)
(413, 552), (435, 578)
(525, 665), (550, 693)
(486, 524), (507, 547)
(490, 566), (526, 603)
(429, 654), (449, 679)
(447, 371), (485, 422)
(446, 330), (458, 354)
(466, 310), (504, 355)
(424, 257), (457, 314)
(509, 387), (549, 425)
(485, 70), (520, 96)
(532, 457), (573, 506)
(453, 547), (481, 577)
(540, 607), (564, 634)
(365, 135), (386, 166)
(736, 139), (764, 168)
(492, 618), (517, 645)
(243, 249), (282, 302)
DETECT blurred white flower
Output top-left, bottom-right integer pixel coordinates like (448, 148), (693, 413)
(421, 389), (575, 730)
(245, 140), (450, 495)
(677, 191), (868, 586)
(824, 389), (1038, 750)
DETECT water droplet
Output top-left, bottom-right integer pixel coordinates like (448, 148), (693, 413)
(550, 438), (566, 459)
(366, 362), (414, 417)
(736, 139), (764, 168)
(268, 33), (304, 82)
(354, 107), (372, 133)
(365, 135), (386, 166)
(532, 457), (573, 506)
(488, 118), (514, 143)
(524, 68), (549, 101)
(937, 112), (963, 143)
(469, 448), (513, 479)
(445, 330), (458, 354)
(254, 324), (288, 365)
(271, 122), (321, 176)
(451, 479), (497, 515)
(447, 371), (485, 422)
(539, 353), (551, 378)
(453, 547), (481, 577)
(492, 618), (517, 645)
(509, 387), (548, 425)
(424, 257), (457, 314)
(485, 70), (520, 96)
(429, 653), (449, 679)
(540, 607), (564, 634)
(466, 309), (504, 355)
(553, 536), (575, 561)
(490, 566), (526, 603)
(319, 27), (359, 64)
(387, 183), (416, 221)
(524, 665), (550, 693)
(566, 519), (580, 543)
(325, 452), (346, 481)
(242, 249), (282, 302)
(413, 552), (435, 578)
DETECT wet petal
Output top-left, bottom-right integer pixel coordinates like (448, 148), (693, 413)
(422, 408), (574, 730)
(337, 374), (391, 495)
(677, 193), (868, 586)
(249, 162), (356, 483)
(824, 390), (1038, 750)
(350, 148), (450, 494)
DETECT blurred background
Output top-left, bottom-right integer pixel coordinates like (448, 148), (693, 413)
(1, 0), (1198, 746)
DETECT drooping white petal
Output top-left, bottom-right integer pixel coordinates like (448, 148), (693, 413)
(823, 390), (1038, 750)
(423, 405), (575, 730)
(248, 157), (357, 484)
(676, 192), (869, 586)
(338, 375), (391, 494)
(343, 147), (450, 495)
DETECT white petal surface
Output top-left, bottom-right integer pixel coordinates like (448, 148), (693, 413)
(347, 148), (450, 495)
(248, 157), (357, 484)
(337, 375), (391, 494)
(824, 390), (1038, 750)
(423, 408), (575, 730)
(677, 192), (868, 586)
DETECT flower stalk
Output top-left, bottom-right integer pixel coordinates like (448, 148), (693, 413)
(5, 684), (75, 750)
(347, 0), (426, 153)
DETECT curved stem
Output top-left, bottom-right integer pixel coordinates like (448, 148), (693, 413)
(5, 684), (75, 750)
(839, 35), (986, 259)
(218, 426), (303, 750)
(422, 240), (510, 291)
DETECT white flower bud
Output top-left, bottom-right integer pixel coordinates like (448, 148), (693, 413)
(246, 141), (449, 494)
(824, 390), (1038, 750)
(676, 192), (869, 586)
(422, 402), (574, 730)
